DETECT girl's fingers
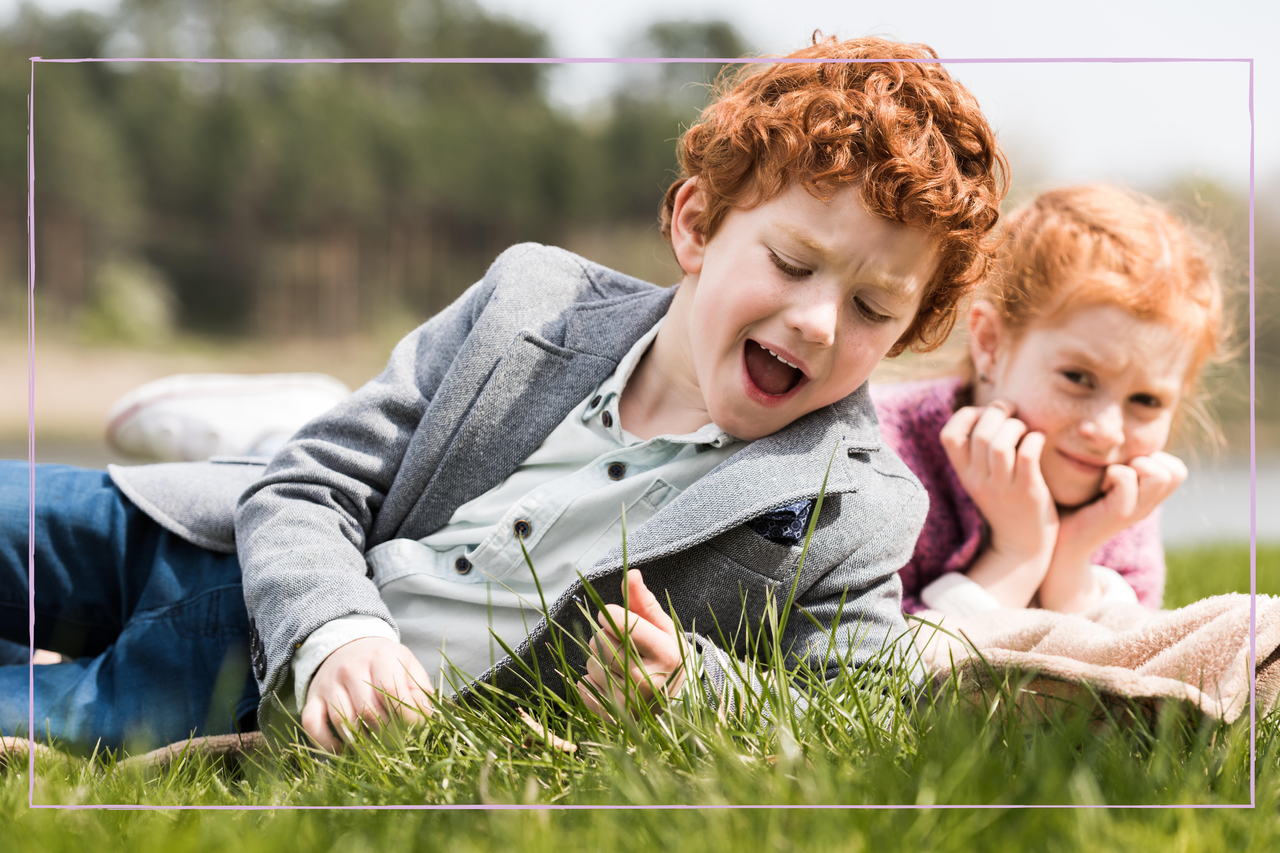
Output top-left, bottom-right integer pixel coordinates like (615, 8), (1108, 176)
(964, 402), (1016, 479)
(1101, 464), (1139, 518)
(940, 406), (983, 468)
(1150, 450), (1189, 486)
(1014, 431), (1048, 490)
(988, 417), (1028, 481)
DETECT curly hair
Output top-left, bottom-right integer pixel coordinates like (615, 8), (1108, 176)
(659, 34), (1008, 356)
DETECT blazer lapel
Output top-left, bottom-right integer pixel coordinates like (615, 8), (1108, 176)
(395, 287), (675, 540)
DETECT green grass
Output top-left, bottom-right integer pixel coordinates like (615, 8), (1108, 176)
(3, 544), (1278, 850)
(1164, 542), (1279, 607)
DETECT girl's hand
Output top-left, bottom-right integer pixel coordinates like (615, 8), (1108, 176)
(1037, 452), (1185, 612)
(940, 401), (1059, 564)
(578, 570), (687, 720)
(1057, 451), (1187, 560)
(302, 637), (434, 753)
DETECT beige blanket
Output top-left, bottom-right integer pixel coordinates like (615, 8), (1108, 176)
(911, 594), (1280, 724)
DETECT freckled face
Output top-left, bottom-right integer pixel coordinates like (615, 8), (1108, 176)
(672, 182), (939, 442)
(980, 304), (1194, 508)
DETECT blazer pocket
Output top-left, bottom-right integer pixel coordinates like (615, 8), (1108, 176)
(705, 523), (803, 583)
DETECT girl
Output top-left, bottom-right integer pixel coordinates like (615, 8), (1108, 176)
(872, 184), (1225, 617)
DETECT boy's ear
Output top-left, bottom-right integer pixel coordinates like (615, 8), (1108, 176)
(967, 300), (1006, 378)
(670, 178), (708, 276)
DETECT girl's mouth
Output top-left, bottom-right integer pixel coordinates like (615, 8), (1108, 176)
(1057, 448), (1108, 475)
(743, 340), (804, 397)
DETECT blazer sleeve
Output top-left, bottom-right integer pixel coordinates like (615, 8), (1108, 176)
(235, 271), (499, 728)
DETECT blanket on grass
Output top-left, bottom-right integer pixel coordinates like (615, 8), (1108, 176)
(911, 593), (1280, 724)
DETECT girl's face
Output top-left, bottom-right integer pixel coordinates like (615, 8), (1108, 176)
(971, 301), (1195, 508)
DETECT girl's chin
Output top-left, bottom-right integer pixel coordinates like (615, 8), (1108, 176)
(1044, 469), (1105, 509)
(1047, 482), (1104, 510)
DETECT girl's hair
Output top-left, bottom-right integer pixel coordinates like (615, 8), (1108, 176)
(659, 34), (1008, 357)
(981, 184), (1228, 441)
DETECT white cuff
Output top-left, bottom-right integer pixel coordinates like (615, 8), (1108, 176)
(290, 614), (400, 714)
(1091, 565), (1139, 605)
(919, 572), (1003, 617)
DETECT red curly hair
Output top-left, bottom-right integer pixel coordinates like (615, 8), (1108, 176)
(660, 35), (1008, 356)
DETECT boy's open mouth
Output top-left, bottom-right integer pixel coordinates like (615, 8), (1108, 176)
(744, 340), (804, 396)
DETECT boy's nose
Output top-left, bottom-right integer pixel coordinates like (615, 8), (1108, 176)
(786, 295), (839, 347)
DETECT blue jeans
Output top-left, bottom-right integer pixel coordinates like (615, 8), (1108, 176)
(0, 461), (259, 753)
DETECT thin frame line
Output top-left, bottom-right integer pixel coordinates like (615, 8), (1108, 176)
(24, 53), (1259, 811)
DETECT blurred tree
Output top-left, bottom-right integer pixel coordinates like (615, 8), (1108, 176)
(586, 19), (751, 223)
(0, 6), (758, 338)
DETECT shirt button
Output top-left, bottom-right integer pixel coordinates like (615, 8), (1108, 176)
(513, 519), (532, 539)
(601, 411), (613, 428)
(454, 556), (472, 574)
(591, 395), (602, 408)
(607, 462), (626, 480)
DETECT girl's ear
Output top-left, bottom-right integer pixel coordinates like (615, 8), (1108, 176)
(968, 300), (1006, 381)
(670, 178), (708, 276)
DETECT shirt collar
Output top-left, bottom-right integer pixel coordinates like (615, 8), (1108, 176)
(582, 318), (736, 449)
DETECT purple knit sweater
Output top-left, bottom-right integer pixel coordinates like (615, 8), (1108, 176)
(870, 377), (1165, 613)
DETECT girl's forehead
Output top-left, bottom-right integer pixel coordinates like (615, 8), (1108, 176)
(1018, 304), (1194, 384)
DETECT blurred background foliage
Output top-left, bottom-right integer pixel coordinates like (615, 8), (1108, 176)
(0, 0), (1268, 452)
(0, 0), (742, 340)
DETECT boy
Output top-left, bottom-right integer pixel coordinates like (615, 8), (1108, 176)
(0, 35), (1006, 752)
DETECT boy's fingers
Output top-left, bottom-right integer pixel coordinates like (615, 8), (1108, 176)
(575, 680), (613, 721)
(597, 605), (681, 667)
(302, 695), (342, 753)
(625, 570), (676, 636)
(345, 679), (388, 733)
(323, 689), (360, 747)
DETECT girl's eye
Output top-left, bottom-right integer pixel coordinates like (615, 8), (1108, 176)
(767, 250), (811, 279)
(1130, 393), (1162, 409)
(1061, 370), (1093, 388)
(854, 296), (892, 324)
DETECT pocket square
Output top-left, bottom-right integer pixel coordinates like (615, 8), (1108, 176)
(747, 499), (816, 545)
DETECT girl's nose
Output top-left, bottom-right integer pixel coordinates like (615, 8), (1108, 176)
(1079, 402), (1126, 448)
(786, 292), (839, 348)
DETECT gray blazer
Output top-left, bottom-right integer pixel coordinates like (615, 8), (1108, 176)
(110, 244), (928, 734)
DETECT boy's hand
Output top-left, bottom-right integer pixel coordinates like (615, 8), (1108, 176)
(940, 401), (1060, 564)
(302, 637), (434, 753)
(578, 570), (687, 719)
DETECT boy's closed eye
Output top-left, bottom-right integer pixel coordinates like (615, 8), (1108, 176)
(768, 248), (812, 279)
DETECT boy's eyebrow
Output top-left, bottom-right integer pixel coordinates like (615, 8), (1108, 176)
(775, 224), (914, 301)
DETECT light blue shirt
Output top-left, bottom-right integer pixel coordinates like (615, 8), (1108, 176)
(289, 320), (741, 709)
